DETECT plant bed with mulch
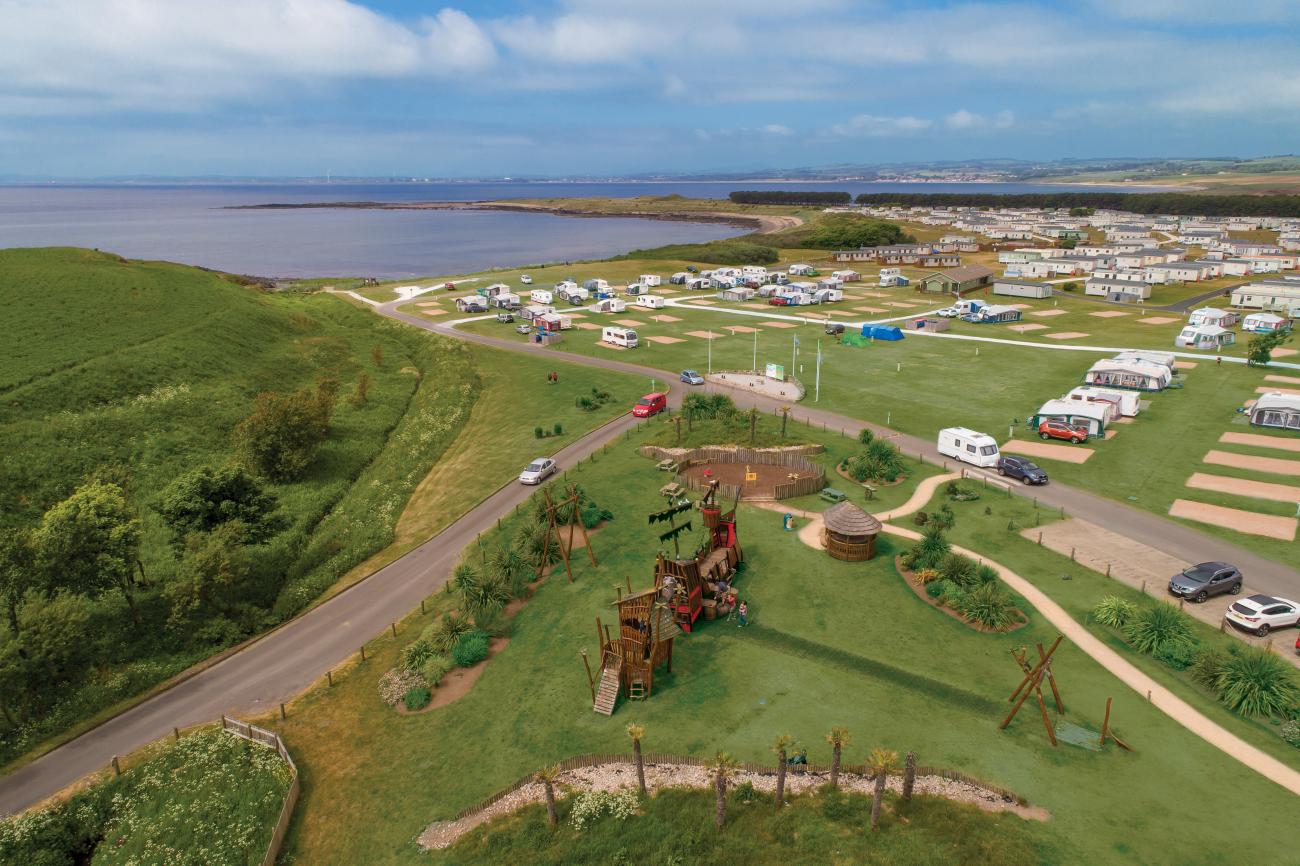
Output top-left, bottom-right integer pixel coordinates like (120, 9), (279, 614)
(836, 460), (908, 488)
(895, 556), (1029, 634)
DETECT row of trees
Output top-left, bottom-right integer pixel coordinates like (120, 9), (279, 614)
(853, 191), (1300, 217)
(534, 725), (913, 833)
(729, 191), (852, 206)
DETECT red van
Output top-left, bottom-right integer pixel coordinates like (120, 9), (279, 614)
(632, 392), (667, 418)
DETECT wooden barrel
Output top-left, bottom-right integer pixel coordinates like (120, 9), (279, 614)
(701, 599), (718, 620)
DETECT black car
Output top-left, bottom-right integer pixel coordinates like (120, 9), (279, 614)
(996, 455), (1047, 485)
(825, 323), (845, 336)
(1169, 562), (1242, 602)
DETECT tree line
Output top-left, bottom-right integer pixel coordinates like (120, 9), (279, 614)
(729, 191), (853, 206)
(853, 191), (1300, 217)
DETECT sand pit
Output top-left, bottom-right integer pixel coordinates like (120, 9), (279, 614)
(1265, 374), (1300, 385)
(646, 335), (685, 345)
(1137, 316), (1178, 325)
(650, 314), (682, 323)
(613, 319), (644, 327)
(679, 460), (817, 499)
(1007, 323), (1048, 332)
(1000, 439), (1094, 463)
(684, 330), (723, 339)
(1220, 432), (1300, 453)
(1089, 310), (1129, 318)
(1204, 449), (1300, 476)
(1045, 332), (1090, 340)
(885, 301), (920, 308)
(759, 321), (799, 328)
(1029, 309), (1068, 317)
(573, 322), (601, 330)
(1186, 472), (1300, 504)
(1169, 499), (1297, 541)
(1173, 361), (1197, 370)
(854, 306), (888, 313)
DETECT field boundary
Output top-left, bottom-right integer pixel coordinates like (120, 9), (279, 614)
(221, 716), (299, 866)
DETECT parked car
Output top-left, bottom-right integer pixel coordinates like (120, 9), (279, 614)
(444, 282), (456, 289)
(1038, 419), (1089, 443)
(680, 370), (705, 385)
(768, 297), (790, 306)
(520, 274), (533, 284)
(515, 323), (531, 335)
(825, 323), (845, 336)
(519, 457), (557, 485)
(1224, 594), (1300, 637)
(495, 312), (514, 323)
(936, 307), (960, 318)
(996, 455), (1048, 485)
(632, 392), (667, 418)
(1168, 562), (1242, 602)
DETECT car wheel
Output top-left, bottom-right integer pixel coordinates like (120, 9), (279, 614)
(1039, 433), (1050, 440)
(1195, 591), (1208, 603)
(1073, 436), (1085, 444)
(1256, 624), (1271, 638)
(1022, 476), (1033, 485)
(1230, 583), (1242, 595)
(997, 466), (1006, 476)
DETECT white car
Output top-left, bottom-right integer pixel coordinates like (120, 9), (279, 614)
(520, 274), (533, 284)
(1225, 594), (1300, 637)
(936, 306), (960, 318)
(519, 457), (557, 485)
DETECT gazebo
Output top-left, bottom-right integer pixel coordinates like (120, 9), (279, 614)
(822, 501), (882, 561)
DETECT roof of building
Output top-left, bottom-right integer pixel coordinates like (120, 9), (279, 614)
(927, 264), (994, 282)
(823, 501), (882, 538)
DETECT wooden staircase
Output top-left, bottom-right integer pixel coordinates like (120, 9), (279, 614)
(593, 655), (622, 716)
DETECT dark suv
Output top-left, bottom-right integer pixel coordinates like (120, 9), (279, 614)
(1168, 562), (1242, 603)
(996, 455), (1048, 485)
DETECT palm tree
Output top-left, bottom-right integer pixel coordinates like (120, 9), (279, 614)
(866, 747), (899, 832)
(627, 723), (647, 795)
(535, 764), (561, 826)
(771, 734), (795, 810)
(825, 727), (851, 790)
(489, 545), (530, 597)
(709, 751), (738, 828)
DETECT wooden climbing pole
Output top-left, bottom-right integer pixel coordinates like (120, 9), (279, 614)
(538, 485), (598, 582)
(1001, 636), (1065, 746)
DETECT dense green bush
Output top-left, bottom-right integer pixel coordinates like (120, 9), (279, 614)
(1189, 646), (1229, 690)
(401, 638), (437, 672)
(1123, 603), (1193, 655)
(621, 239), (779, 265)
(420, 653), (455, 687)
(1092, 596), (1138, 629)
(1154, 640), (1199, 671)
(903, 525), (950, 572)
(954, 582), (1019, 631)
(403, 687), (431, 711)
(682, 392), (737, 421)
(1214, 647), (1300, 718)
(424, 612), (473, 653)
(937, 553), (977, 588)
(857, 428), (874, 445)
(846, 439), (904, 483)
(452, 630), (492, 667)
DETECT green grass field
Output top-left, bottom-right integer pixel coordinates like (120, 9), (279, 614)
(265, 429), (1299, 866)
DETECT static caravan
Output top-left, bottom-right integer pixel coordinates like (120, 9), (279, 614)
(831, 269), (861, 282)
(592, 297), (627, 313)
(521, 303), (555, 322)
(993, 280), (1051, 299)
(1174, 324), (1235, 350)
(638, 274), (662, 287)
(1250, 392), (1300, 431)
(601, 326), (639, 349)
(530, 288), (555, 305)
(635, 294), (666, 310)
(1084, 360), (1169, 392)
(1066, 386), (1140, 417)
(1242, 312), (1290, 333)
(1187, 307), (1238, 328)
(967, 304), (1022, 324)
(937, 427), (1001, 468)
(1033, 399), (1108, 436)
(583, 278), (610, 291)
(878, 267), (908, 287)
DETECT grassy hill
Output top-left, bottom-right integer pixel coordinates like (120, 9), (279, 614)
(0, 248), (482, 766)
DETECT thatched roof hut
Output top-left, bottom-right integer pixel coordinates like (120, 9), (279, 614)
(822, 501), (881, 561)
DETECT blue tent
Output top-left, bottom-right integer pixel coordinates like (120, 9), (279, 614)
(860, 324), (904, 341)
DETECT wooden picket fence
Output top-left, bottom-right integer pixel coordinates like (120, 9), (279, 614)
(221, 716), (299, 866)
(449, 751), (1025, 822)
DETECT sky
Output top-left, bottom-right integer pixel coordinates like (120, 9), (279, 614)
(2, 0), (1298, 178)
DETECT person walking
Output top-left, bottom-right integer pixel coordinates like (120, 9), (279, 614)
(737, 601), (748, 627)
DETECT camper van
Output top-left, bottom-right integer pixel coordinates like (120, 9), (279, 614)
(530, 289), (554, 305)
(638, 274), (662, 287)
(592, 297), (627, 314)
(635, 294), (666, 310)
(601, 326), (639, 349)
(937, 428), (1001, 468)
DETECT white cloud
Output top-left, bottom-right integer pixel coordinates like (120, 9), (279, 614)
(945, 109), (1015, 130)
(762, 124), (794, 136)
(1086, 0), (1300, 21)
(830, 114), (933, 137)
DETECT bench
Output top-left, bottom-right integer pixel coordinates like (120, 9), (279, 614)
(656, 459), (679, 472)
(660, 483), (685, 499)
(819, 487), (847, 503)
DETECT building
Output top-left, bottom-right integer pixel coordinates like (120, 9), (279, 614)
(993, 279), (1052, 299)
(821, 501), (882, 562)
(1174, 324), (1235, 350)
(1250, 392), (1300, 431)
(967, 304), (1022, 324)
(1230, 280), (1300, 313)
(1085, 278), (1151, 301)
(1146, 261), (1223, 282)
(918, 264), (994, 295)
(1188, 307), (1239, 328)
(1242, 312), (1290, 333)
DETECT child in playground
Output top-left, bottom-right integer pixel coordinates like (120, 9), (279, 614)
(737, 600), (748, 627)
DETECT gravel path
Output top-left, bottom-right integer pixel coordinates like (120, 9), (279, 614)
(416, 760), (1040, 850)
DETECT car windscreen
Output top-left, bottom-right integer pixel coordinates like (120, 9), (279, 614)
(1181, 565), (1216, 580)
(636, 397), (655, 405)
(526, 461), (547, 471)
(1021, 462), (1040, 472)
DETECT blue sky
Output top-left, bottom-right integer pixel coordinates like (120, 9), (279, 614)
(3, 0), (1299, 178)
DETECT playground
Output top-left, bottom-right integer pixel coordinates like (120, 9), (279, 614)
(679, 459), (811, 500)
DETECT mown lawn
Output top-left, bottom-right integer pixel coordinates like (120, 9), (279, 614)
(267, 430), (1299, 866)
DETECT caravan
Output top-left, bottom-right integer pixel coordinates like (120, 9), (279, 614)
(937, 428), (1001, 468)
(1066, 386), (1140, 417)
(601, 326), (638, 349)
(530, 288), (555, 305)
(635, 294), (666, 310)
(638, 274), (662, 287)
(592, 297), (627, 314)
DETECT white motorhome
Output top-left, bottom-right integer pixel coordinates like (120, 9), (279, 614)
(937, 428), (1001, 468)
(530, 289), (554, 305)
(592, 297), (627, 313)
(638, 274), (662, 287)
(601, 326), (639, 348)
(635, 294), (666, 310)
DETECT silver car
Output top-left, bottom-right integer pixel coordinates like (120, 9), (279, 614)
(519, 457), (557, 485)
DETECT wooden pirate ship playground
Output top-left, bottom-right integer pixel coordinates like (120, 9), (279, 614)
(584, 480), (744, 716)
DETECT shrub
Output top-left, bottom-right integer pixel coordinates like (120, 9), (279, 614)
(904, 524), (949, 571)
(533, 426), (544, 439)
(847, 439), (904, 483)
(420, 653), (456, 687)
(938, 553), (978, 587)
(401, 638), (437, 672)
(379, 668), (427, 706)
(924, 580), (946, 600)
(1123, 603), (1194, 655)
(1281, 719), (1300, 748)
(452, 630), (491, 667)
(955, 581), (1019, 630)
(424, 612), (473, 653)
(553, 422), (563, 436)
(975, 564), (999, 585)
(1092, 596), (1138, 629)
(857, 429), (874, 445)
(1189, 646), (1229, 690)
(568, 789), (639, 830)
(732, 780), (760, 804)
(1154, 640), (1199, 671)
(403, 687), (431, 711)
(1214, 647), (1300, 718)
(912, 511), (929, 527)
(911, 568), (940, 585)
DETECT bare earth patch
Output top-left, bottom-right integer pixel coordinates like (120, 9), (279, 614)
(1256, 385), (1300, 397)
(1220, 432), (1300, 453)
(573, 322), (601, 330)
(885, 301), (920, 308)
(646, 335), (685, 345)
(419, 308), (448, 316)
(854, 306), (888, 313)
(1137, 316), (1179, 325)
(684, 298), (717, 305)
(1272, 347), (1299, 358)
(612, 319), (644, 327)
(1029, 309), (1068, 317)
(1186, 472), (1300, 504)
(1007, 323), (1048, 332)
(1001, 439), (1094, 463)
(1090, 310), (1129, 318)
(1173, 361), (1197, 369)
(649, 314), (682, 323)
(1045, 331), (1090, 340)
(724, 325), (758, 333)
(1203, 449), (1300, 477)
(1169, 499), (1297, 540)
(684, 330), (722, 339)
(758, 321), (798, 328)
(1265, 374), (1300, 385)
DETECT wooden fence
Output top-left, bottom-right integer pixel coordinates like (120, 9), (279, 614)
(221, 716), (300, 866)
(449, 750), (1025, 822)
(639, 445), (827, 501)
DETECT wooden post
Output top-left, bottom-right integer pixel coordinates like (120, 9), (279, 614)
(173, 727), (180, 742)
(580, 649), (596, 703)
(1036, 690), (1058, 747)
(280, 703), (287, 720)
(1106, 563), (1111, 578)
(327, 669), (334, 687)
(360, 645), (366, 662)
(1038, 643), (1064, 715)
(1037, 532), (1042, 546)
(1100, 697), (1112, 747)
(391, 622), (397, 638)
(1070, 547), (1075, 561)
(420, 599), (426, 615)
(112, 756), (121, 776)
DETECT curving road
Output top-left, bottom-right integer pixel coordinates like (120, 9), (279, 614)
(3, 293), (1295, 816)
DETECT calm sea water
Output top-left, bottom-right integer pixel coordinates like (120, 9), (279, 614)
(0, 180), (1136, 278)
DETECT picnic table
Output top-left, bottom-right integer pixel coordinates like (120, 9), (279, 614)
(660, 482), (685, 499)
(820, 487), (847, 503)
(656, 458), (679, 472)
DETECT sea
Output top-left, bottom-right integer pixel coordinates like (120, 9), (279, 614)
(0, 180), (1139, 279)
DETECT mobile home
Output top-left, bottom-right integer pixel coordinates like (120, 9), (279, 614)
(635, 294), (666, 310)
(993, 279), (1052, 299)
(530, 289), (555, 305)
(937, 427), (1001, 468)
(601, 326), (639, 349)
(878, 267), (908, 288)
(1174, 324), (1235, 350)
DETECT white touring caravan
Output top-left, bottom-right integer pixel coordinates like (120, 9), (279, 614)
(635, 294), (666, 310)
(592, 297), (627, 314)
(937, 427), (1001, 468)
(601, 326), (639, 348)
(529, 289), (554, 305)
(638, 274), (662, 287)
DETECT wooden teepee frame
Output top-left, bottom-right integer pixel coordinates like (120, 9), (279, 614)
(538, 485), (598, 582)
(1000, 637), (1065, 746)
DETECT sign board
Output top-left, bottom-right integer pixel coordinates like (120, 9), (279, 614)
(764, 362), (785, 381)
(745, 465), (758, 482)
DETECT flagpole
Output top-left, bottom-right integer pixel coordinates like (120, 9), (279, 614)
(815, 339), (822, 402)
(707, 330), (712, 375)
(752, 329), (757, 372)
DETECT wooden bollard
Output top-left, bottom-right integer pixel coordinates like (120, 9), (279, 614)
(327, 670), (334, 687)
(1037, 532), (1043, 546)
(1106, 563), (1111, 578)
(1070, 547), (1075, 561)
(173, 727), (180, 742)
(360, 645), (367, 662)
(1141, 580), (1147, 595)
(112, 756), (121, 776)
(420, 599), (426, 615)
(1179, 598), (1185, 611)
(1146, 690), (1152, 702)
(280, 703), (287, 720)
(390, 622), (397, 638)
